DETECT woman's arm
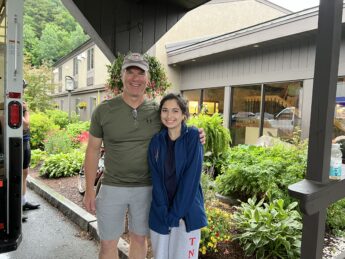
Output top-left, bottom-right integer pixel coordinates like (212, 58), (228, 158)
(167, 129), (203, 227)
(22, 101), (30, 129)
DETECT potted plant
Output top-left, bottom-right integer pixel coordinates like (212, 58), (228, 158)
(77, 101), (87, 110)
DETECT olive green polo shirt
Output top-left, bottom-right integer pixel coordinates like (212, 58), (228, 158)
(89, 95), (161, 187)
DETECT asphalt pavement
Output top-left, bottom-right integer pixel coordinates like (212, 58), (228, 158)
(0, 188), (99, 259)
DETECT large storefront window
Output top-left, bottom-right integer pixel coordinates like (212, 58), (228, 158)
(230, 81), (303, 145)
(263, 82), (302, 141)
(334, 77), (345, 141)
(183, 88), (225, 116)
(230, 85), (262, 145)
(183, 90), (201, 115)
(203, 88), (224, 115)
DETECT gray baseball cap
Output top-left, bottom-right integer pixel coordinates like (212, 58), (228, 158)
(122, 53), (149, 72)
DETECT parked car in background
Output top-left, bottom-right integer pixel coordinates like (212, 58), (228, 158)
(267, 107), (301, 131)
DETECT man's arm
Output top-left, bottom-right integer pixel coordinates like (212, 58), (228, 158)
(83, 134), (102, 213)
(198, 128), (206, 145)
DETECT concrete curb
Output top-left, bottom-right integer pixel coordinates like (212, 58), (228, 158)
(27, 175), (129, 259)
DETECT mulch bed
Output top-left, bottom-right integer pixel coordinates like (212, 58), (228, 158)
(30, 168), (249, 258)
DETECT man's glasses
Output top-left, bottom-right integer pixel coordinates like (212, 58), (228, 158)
(132, 109), (138, 127)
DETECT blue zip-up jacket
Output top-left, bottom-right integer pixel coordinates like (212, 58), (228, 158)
(148, 124), (208, 234)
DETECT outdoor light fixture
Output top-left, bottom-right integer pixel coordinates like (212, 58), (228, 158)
(65, 76), (74, 120)
(65, 75), (74, 91)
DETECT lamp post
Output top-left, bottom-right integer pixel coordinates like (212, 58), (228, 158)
(65, 76), (74, 121)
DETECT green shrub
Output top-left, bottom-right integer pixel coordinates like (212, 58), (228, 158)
(188, 113), (231, 177)
(30, 149), (47, 168)
(201, 172), (215, 203)
(327, 198), (345, 236)
(44, 129), (74, 154)
(69, 111), (81, 123)
(215, 144), (307, 202)
(39, 150), (84, 178)
(30, 112), (59, 149)
(200, 206), (231, 256)
(233, 197), (302, 259)
(45, 109), (69, 129)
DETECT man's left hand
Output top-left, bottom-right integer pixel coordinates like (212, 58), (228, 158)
(198, 128), (206, 145)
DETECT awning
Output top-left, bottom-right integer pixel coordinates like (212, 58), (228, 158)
(336, 96), (345, 104)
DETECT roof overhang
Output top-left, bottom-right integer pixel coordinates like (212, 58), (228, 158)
(166, 5), (345, 65)
(61, 0), (210, 62)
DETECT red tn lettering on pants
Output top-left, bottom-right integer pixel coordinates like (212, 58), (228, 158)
(189, 237), (196, 246)
(188, 237), (197, 258)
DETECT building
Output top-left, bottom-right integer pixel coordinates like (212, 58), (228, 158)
(166, 4), (345, 145)
(51, 40), (110, 121)
(52, 0), (289, 121)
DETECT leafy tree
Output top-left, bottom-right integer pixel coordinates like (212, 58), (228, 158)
(24, 0), (89, 65)
(36, 23), (70, 63)
(23, 60), (55, 112)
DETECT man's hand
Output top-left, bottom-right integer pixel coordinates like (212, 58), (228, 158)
(198, 128), (206, 145)
(83, 189), (96, 214)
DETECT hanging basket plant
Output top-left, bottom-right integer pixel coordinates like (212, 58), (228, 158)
(77, 101), (87, 109)
(106, 53), (171, 99)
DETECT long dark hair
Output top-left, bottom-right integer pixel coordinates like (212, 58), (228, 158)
(159, 93), (189, 120)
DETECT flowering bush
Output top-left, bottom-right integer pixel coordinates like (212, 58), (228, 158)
(75, 131), (89, 144)
(106, 53), (171, 99)
(66, 121), (90, 147)
(200, 206), (231, 256)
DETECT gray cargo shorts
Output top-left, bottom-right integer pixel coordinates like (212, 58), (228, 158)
(95, 185), (152, 240)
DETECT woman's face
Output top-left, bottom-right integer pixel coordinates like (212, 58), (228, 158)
(160, 99), (184, 131)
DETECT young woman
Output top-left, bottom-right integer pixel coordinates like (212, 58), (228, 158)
(148, 93), (207, 259)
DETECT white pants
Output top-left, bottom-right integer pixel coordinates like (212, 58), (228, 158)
(150, 220), (201, 259)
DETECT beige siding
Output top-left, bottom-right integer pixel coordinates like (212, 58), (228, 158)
(94, 47), (111, 86)
(152, 0), (288, 89)
(178, 34), (345, 89)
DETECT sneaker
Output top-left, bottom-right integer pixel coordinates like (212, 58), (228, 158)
(23, 202), (40, 211)
(22, 215), (28, 222)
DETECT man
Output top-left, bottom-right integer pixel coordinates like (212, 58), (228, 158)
(83, 53), (204, 259)
(22, 80), (40, 222)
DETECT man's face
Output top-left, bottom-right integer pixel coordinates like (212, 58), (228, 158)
(122, 67), (148, 98)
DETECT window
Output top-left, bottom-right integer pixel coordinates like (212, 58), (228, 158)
(230, 85), (262, 146)
(203, 88), (224, 115)
(58, 67), (62, 92)
(229, 81), (303, 145)
(87, 48), (94, 71)
(333, 77), (345, 142)
(73, 57), (78, 76)
(90, 96), (97, 118)
(58, 67), (62, 81)
(60, 100), (64, 111)
(182, 90), (202, 116)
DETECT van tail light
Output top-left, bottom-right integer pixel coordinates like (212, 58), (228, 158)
(8, 101), (22, 129)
